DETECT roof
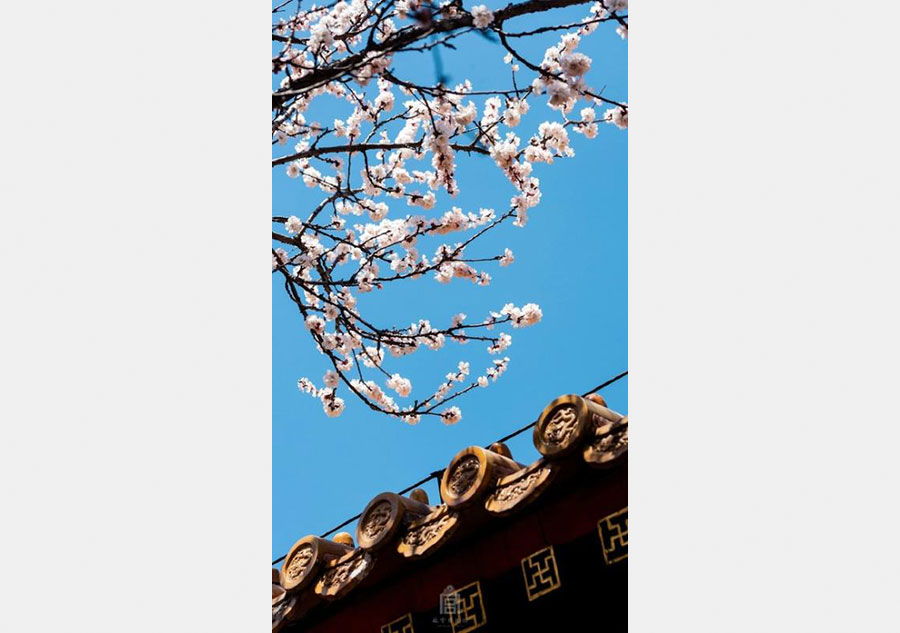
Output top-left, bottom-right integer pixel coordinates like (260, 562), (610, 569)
(272, 392), (628, 631)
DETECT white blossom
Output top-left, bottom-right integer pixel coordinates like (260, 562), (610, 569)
(603, 104), (628, 129)
(471, 5), (494, 29)
(560, 53), (592, 77)
(304, 315), (325, 334)
(285, 216), (303, 234)
(440, 406), (462, 425)
(272, 248), (288, 270)
(488, 332), (512, 354)
(322, 395), (345, 417)
(386, 373), (413, 397)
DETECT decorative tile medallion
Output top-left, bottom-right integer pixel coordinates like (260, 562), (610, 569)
(597, 506), (628, 564)
(381, 612), (414, 633)
(448, 581), (487, 633)
(521, 546), (561, 601)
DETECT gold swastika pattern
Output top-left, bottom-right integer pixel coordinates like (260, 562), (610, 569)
(597, 506), (628, 564)
(449, 581), (487, 633)
(521, 546), (561, 601)
(380, 612), (414, 633)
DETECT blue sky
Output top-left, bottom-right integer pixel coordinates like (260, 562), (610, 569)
(272, 3), (627, 561)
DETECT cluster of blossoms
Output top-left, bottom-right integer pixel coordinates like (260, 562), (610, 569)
(272, 0), (626, 422)
(298, 377), (346, 418)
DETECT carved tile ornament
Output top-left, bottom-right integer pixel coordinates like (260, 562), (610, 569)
(521, 546), (561, 601)
(597, 507), (628, 564)
(447, 455), (481, 496)
(534, 395), (594, 457)
(397, 506), (459, 558)
(272, 594), (295, 631)
(315, 551), (372, 598)
(485, 463), (553, 515)
(284, 544), (314, 582)
(591, 425), (627, 454)
(543, 405), (578, 445)
(589, 407), (624, 435)
(583, 415), (628, 467)
(361, 499), (393, 540)
(448, 581), (487, 633)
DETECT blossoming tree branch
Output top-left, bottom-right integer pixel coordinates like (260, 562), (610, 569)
(272, 0), (627, 424)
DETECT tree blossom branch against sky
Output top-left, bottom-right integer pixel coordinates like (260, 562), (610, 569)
(273, 0), (626, 557)
(272, 0), (626, 424)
